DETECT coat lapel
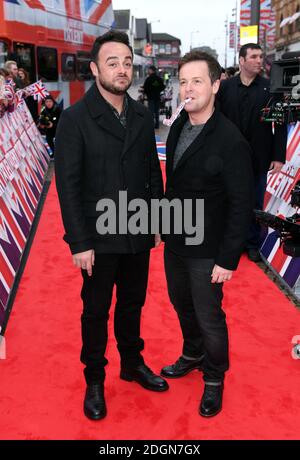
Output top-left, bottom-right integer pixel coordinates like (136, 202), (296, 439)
(84, 83), (126, 141)
(166, 111), (188, 176)
(121, 96), (145, 158)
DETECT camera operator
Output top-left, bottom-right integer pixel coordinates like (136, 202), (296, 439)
(217, 43), (287, 262)
(37, 95), (61, 157)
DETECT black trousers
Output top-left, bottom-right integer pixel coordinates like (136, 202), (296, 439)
(148, 99), (160, 129)
(80, 251), (150, 384)
(164, 247), (229, 383)
(246, 173), (267, 249)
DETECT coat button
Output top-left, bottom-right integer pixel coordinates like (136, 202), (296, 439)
(145, 183), (150, 189)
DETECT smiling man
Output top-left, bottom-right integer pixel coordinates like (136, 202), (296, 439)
(161, 51), (254, 417)
(55, 30), (167, 421)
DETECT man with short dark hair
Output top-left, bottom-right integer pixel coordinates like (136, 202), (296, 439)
(143, 65), (165, 129)
(55, 30), (168, 421)
(161, 51), (254, 417)
(217, 43), (287, 262)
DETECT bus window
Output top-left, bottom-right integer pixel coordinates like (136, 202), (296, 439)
(62, 53), (76, 81)
(37, 47), (58, 81)
(76, 51), (92, 81)
(13, 42), (36, 83)
(0, 41), (8, 68)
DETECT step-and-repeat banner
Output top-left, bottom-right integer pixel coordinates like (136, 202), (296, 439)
(261, 122), (300, 296)
(0, 104), (50, 331)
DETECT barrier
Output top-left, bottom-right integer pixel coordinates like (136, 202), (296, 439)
(261, 122), (300, 298)
(0, 103), (50, 332)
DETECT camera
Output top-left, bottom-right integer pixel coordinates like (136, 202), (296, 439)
(38, 113), (51, 127)
(261, 51), (300, 124)
(255, 180), (300, 257)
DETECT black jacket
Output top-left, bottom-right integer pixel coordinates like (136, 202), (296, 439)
(217, 74), (287, 174)
(143, 73), (165, 101)
(55, 83), (163, 255)
(164, 107), (254, 271)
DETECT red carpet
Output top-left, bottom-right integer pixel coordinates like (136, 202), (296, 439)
(1, 173), (300, 440)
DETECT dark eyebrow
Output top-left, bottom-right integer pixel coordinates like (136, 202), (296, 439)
(106, 56), (133, 63)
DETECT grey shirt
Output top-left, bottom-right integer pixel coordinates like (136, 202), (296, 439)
(173, 120), (205, 170)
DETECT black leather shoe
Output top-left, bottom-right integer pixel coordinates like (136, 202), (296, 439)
(199, 384), (223, 417)
(247, 248), (262, 262)
(84, 383), (107, 420)
(161, 356), (204, 378)
(120, 364), (169, 392)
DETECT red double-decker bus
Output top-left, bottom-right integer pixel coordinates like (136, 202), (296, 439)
(0, 0), (114, 107)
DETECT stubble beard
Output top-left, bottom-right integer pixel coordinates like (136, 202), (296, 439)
(98, 75), (132, 95)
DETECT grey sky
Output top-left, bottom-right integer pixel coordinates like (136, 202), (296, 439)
(112, 0), (239, 66)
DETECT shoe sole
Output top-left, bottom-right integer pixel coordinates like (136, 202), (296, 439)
(199, 406), (222, 418)
(84, 408), (107, 420)
(160, 366), (202, 379)
(120, 373), (169, 392)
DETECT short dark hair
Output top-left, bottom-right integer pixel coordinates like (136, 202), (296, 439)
(149, 65), (157, 72)
(239, 43), (262, 59)
(178, 51), (222, 84)
(90, 30), (133, 63)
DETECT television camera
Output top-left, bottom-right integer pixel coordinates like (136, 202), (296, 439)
(255, 180), (300, 257)
(261, 51), (300, 125)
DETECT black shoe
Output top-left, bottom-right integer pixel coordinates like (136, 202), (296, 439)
(120, 364), (169, 392)
(84, 383), (107, 420)
(199, 384), (223, 417)
(161, 356), (204, 379)
(247, 248), (261, 262)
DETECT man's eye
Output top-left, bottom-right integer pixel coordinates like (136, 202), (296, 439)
(125, 62), (132, 68)
(109, 63), (117, 67)
(179, 81), (186, 85)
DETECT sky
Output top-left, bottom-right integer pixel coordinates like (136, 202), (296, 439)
(112, 0), (239, 67)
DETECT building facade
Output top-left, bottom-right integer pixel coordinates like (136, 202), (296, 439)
(272, 0), (300, 57)
(151, 33), (181, 76)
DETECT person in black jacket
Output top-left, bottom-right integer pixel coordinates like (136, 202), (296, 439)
(160, 51), (254, 417)
(37, 95), (61, 156)
(55, 31), (167, 421)
(217, 43), (287, 262)
(143, 65), (165, 129)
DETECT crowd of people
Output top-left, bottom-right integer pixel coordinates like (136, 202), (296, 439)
(0, 60), (61, 157)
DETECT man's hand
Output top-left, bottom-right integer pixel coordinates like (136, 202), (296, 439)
(269, 161), (283, 175)
(155, 234), (161, 247)
(72, 249), (95, 276)
(211, 264), (233, 283)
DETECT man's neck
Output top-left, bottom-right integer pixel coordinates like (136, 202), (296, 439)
(96, 81), (125, 114)
(240, 70), (258, 87)
(188, 104), (214, 125)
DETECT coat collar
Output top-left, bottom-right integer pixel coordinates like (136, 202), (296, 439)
(167, 105), (220, 175)
(84, 83), (145, 147)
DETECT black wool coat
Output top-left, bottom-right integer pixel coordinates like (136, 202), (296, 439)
(55, 83), (163, 255)
(164, 107), (254, 271)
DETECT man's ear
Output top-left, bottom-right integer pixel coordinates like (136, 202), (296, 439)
(212, 79), (220, 95)
(90, 61), (99, 78)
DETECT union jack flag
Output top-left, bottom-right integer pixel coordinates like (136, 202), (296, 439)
(25, 80), (49, 101)
(4, 0), (114, 26)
